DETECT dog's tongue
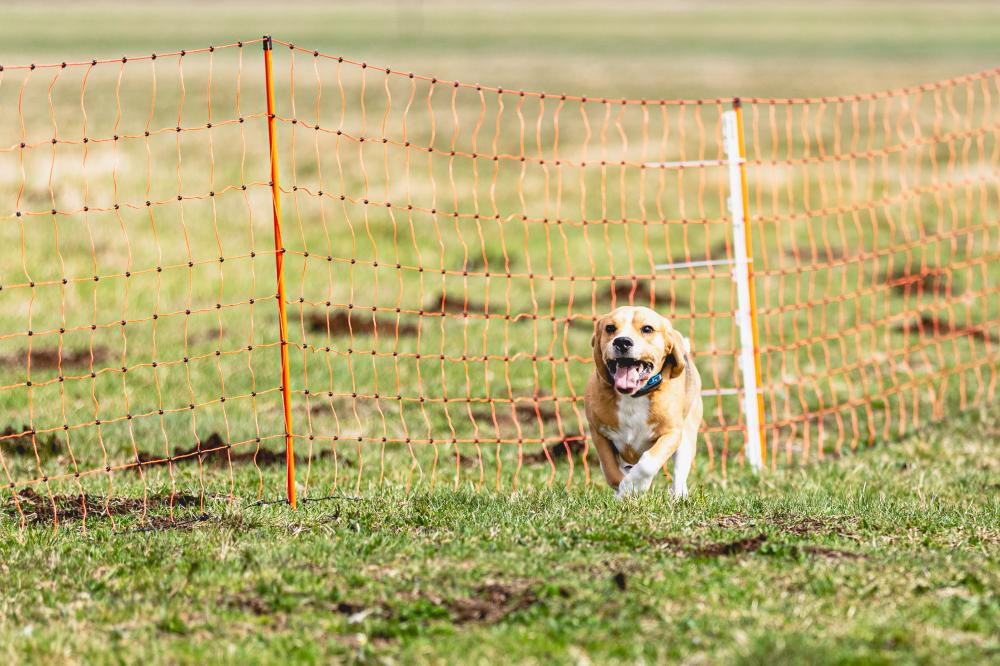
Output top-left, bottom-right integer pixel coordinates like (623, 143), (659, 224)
(613, 364), (644, 393)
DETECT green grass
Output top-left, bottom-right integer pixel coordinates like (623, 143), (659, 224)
(0, 2), (998, 662)
(1, 404), (997, 664)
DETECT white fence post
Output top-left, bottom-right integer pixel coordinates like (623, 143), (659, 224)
(723, 106), (766, 471)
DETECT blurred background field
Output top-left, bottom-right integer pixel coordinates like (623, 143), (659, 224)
(0, 0), (997, 508)
(3, 1), (1000, 98)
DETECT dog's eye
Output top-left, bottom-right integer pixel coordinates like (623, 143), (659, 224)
(640, 325), (654, 334)
(604, 324), (616, 334)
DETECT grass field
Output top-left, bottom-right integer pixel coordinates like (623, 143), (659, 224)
(1, 1), (998, 663)
(1, 405), (997, 663)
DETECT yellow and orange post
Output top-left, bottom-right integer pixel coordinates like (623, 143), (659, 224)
(734, 100), (767, 466)
(724, 100), (768, 469)
(263, 35), (296, 507)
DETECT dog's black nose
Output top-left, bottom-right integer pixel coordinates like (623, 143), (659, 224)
(612, 337), (633, 352)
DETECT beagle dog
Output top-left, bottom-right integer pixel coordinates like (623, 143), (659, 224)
(585, 306), (702, 498)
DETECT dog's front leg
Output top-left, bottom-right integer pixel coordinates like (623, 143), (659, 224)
(671, 398), (702, 498)
(616, 430), (682, 499)
(589, 426), (625, 490)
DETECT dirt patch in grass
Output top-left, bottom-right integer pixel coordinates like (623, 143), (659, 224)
(522, 437), (590, 465)
(469, 401), (558, 428)
(425, 290), (489, 316)
(228, 593), (275, 617)
(309, 396), (357, 415)
(5, 486), (202, 527)
(0, 345), (112, 370)
(783, 243), (863, 263)
(136, 432), (278, 467)
(228, 580), (551, 631)
(893, 314), (995, 344)
(227, 592), (371, 620)
(0, 425), (63, 458)
(652, 531), (865, 560)
(779, 515), (846, 537)
(132, 432), (338, 470)
(391, 581), (555, 626)
(716, 514), (752, 529)
(780, 513), (860, 538)
(886, 267), (957, 297)
(442, 582), (544, 625)
(690, 533), (768, 558)
(713, 512), (860, 539)
(305, 310), (420, 337)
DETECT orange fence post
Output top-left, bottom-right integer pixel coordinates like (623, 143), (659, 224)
(262, 35), (296, 508)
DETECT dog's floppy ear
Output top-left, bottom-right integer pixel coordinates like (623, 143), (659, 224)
(663, 328), (687, 379)
(592, 319), (611, 384)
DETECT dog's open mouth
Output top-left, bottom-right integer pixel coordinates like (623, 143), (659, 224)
(606, 358), (654, 394)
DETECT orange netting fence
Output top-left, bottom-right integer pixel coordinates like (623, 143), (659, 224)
(1, 38), (997, 527)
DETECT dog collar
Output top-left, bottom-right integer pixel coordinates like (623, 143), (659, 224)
(631, 372), (664, 398)
(605, 358), (670, 398)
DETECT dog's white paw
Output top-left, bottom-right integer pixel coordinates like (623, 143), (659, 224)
(616, 471), (653, 499)
(669, 484), (689, 499)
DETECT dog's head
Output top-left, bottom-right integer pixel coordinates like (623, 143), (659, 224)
(591, 306), (686, 395)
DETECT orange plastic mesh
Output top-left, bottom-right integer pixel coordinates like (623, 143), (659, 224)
(742, 77), (1000, 465)
(0, 41), (287, 529)
(0, 40), (996, 528)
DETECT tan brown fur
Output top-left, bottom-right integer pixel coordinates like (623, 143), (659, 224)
(584, 306), (702, 495)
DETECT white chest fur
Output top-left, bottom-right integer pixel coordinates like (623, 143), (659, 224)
(598, 395), (655, 453)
